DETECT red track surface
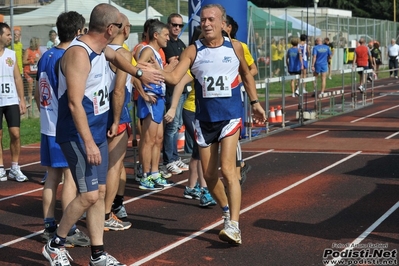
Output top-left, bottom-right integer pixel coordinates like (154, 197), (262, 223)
(1, 78), (399, 266)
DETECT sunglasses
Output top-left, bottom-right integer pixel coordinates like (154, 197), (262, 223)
(171, 23), (184, 28)
(108, 22), (123, 29)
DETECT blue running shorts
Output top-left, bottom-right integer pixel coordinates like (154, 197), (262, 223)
(40, 134), (69, 168)
(137, 95), (165, 124)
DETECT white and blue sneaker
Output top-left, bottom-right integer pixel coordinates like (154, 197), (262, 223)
(9, 166), (28, 182)
(199, 188), (217, 207)
(139, 174), (163, 190)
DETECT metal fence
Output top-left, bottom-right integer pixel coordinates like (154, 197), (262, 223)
(249, 7), (399, 79)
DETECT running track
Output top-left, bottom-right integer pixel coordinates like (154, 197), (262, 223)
(0, 77), (399, 265)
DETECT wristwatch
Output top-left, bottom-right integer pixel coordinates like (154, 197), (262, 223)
(135, 68), (143, 79)
(250, 99), (259, 105)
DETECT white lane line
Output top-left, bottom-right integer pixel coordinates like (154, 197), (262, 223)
(130, 151), (362, 266)
(0, 231), (44, 249)
(307, 130), (329, 139)
(385, 131), (399, 139)
(325, 201), (399, 266)
(350, 104), (399, 123)
(0, 188), (43, 202)
(0, 161), (42, 202)
(243, 149), (274, 161)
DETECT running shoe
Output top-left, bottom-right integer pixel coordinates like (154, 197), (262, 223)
(240, 163), (252, 186)
(159, 165), (172, 178)
(175, 158), (189, 171)
(104, 213), (132, 231)
(152, 173), (174, 187)
(139, 174), (163, 190)
(219, 220), (242, 245)
(65, 228), (90, 247)
(0, 169), (7, 181)
(112, 204), (128, 219)
(166, 161), (183, 175)
(294, 88), (299, 96)
(8, 166), (28, 182)
(89, 252), (126, 266)
(41, 171), (48, 184)
(183, 186), (201, 200)
(199, 188), (217, 207)
(160, 170), (172, 179)
(357, 85), (365, 93)
(42, 241), (73, 266)
(42, 229), (55, 242)
(135, 163), (143, 182)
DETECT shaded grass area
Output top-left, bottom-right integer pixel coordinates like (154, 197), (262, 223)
(2, 117), (40, 150)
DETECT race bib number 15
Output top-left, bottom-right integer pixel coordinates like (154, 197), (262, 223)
(202, 75), (232, 98)
(0, 83), (15, 97)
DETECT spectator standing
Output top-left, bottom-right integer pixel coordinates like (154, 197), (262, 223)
(42, 4), (162, 265)
(371, 42), (382, 78)
(324, 37), (334, 79)
(277, 38), (286, 75)
(387, 38), (399, 78)
(286, 37), (303, 97)
(255, 32), (265, 56)
(8, 28), (23, 74)
(162, 13), (190, 175)
(136, 21), (174, 190)
(23, 37), (41, 107)
(0, 23), (27, 182)
(34, 11), (90, 247)
(312, 37), (331, 95)
(271, 38), (280, 77)
(46, 29), (59, 50)
(353, 38), (374, 93)
(298, 34), (310, 92)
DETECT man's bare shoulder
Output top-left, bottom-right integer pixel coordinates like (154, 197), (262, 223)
(64, 45), (89, 60)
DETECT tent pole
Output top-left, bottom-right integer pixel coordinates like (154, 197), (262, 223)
(10, 0), (14, 50)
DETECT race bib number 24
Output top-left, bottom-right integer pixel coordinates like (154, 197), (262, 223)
(202, 75), (232, 98)
(93, 86), (109, 115)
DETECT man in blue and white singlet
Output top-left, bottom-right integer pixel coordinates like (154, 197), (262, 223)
(162, 4), (266, 245)
(43, 4), (163, 266)
(298, 34), (310, 92)
(34, 11), (90, 248)
(136, 20), (174, 190)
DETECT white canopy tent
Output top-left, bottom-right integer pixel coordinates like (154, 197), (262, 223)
(3, 0), (146, 49)
(3, 0), (147, 27)
(138, 6), (163, 19)
(278, 14), (321, 37)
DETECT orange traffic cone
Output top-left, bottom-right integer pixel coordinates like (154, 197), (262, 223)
(177, 125), (185, 150)
(269, 107), (276, 123)
(276, 105), (283, 122)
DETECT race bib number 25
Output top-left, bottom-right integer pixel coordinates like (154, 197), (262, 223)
(202, 75), (232, 98)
